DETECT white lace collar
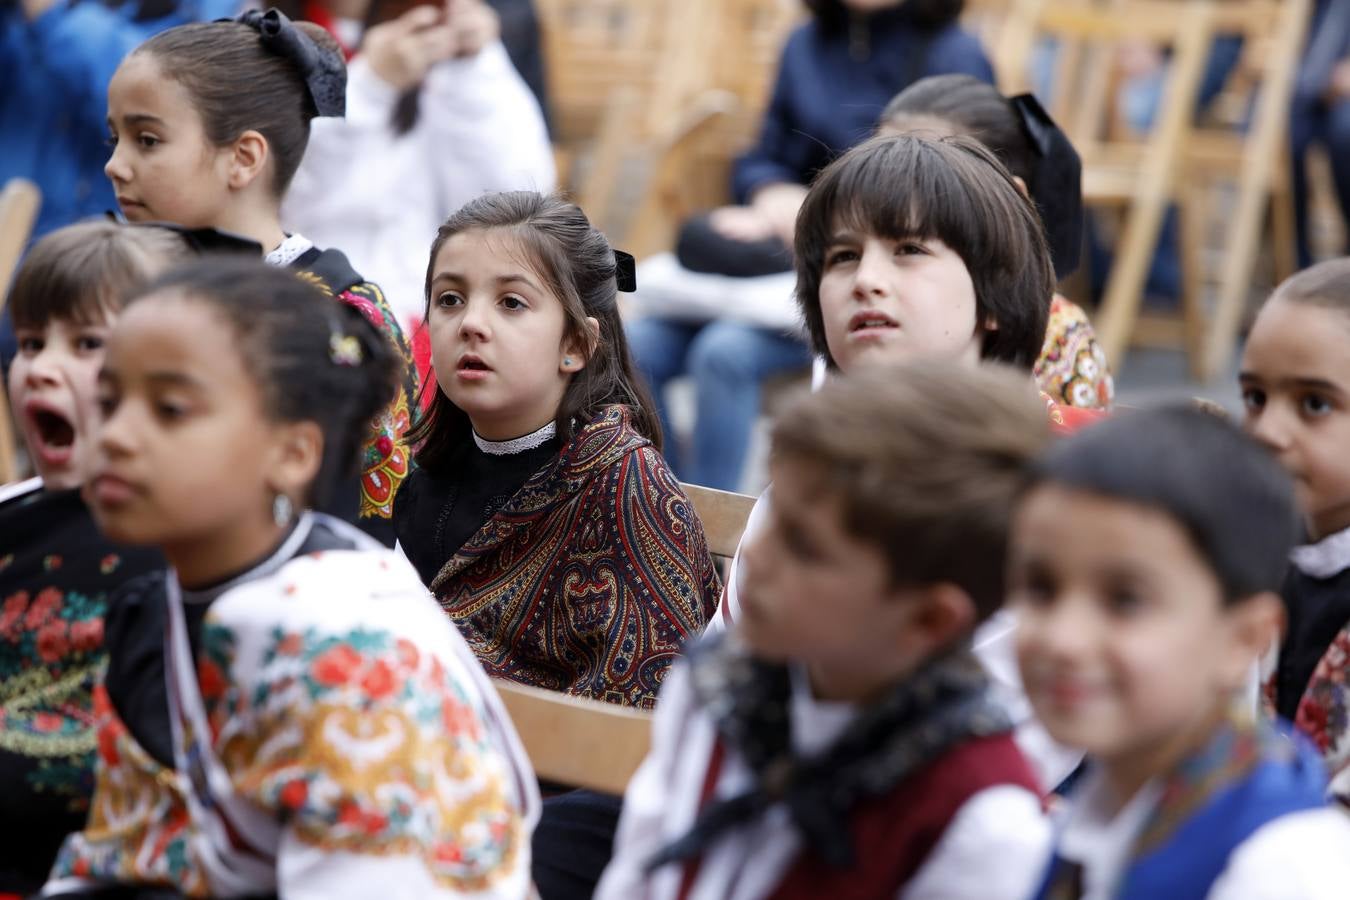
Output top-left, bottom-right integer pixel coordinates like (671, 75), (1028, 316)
(264, 233), (315, 268)
(1290, 525), (1350, 579)
(472, 421), (557, 456)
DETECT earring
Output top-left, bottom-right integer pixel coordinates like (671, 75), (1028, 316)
(563, 357), (574, 368)
(272, 493), (293, 527)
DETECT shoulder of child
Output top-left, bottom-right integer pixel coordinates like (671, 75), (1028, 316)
(1208, 807), (1350, 900)
(900, 781), (1051, 900)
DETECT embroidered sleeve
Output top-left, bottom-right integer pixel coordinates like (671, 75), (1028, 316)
(200, 618), (532, 896)
(335, 282), (418, 525)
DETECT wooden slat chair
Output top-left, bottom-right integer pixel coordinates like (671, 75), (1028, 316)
(995, 0), (1218, 378)
(0, 178), (42, 485)
(490, 677), (653, 795)
(681, 481), (758, 563)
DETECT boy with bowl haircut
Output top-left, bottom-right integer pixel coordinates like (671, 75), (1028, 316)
(1010, 407), (1350, 898)
(598, 360), (1053, 899)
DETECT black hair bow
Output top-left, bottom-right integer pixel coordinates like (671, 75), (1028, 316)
(1010, 93), (1082, 281)
(234, 8), (346, 118)
(614, 250), (637, 292)
(104, 212), (265, 256)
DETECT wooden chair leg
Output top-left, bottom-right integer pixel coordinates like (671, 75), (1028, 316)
(0, 393), (19, 486)
(1179, 182), (1209, 379)
(1270, 143), (1299, 285)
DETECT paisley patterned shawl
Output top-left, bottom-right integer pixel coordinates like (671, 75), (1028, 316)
(294, 247), (417, 542)
(430, 405), (721, 708)
(1264, 620), (1350, 803)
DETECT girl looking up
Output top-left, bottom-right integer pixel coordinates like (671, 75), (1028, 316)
(46, 260), (538, 898)
(394, 191), (719, 709)
(104, 9), (416, 543)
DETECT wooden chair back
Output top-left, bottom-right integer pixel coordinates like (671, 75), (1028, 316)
(0, 178), (41, 485)
(491, 677), (653, 795)
(682, 481), (757, 562)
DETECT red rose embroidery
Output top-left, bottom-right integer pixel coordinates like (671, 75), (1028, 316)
(25, 588), (62, 630)
(197, 660), (227, 700)
(280, 778), (308, 811)
(360, 660), (398, 700)
(313, 644), (363, 686)
(0, 592), (29, 639)
(33, 712), (64, 732)
(69, 619), (104, 653)
(395, 638), (419, 670)
(36, 619), (70, 662)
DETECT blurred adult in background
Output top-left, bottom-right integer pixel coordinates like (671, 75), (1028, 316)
(1291, 0), (1350, 269)
(278, 0), (555, 338)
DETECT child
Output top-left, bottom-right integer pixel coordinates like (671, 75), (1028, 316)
(1240, 258), (1350, 802)
(716, 132), (1095, 791)
(394, 190), (719, 709)
(0, 221), (189, 895)
(1010, 406), (1350, 898)
(104, 8), (417, 543)
(44, 259), (538, 898)
(599, 360), (1053, 899)
(880, 74), (1114, 410)
(626, 0), (993, 491)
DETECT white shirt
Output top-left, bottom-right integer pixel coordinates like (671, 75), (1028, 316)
(596, 661), (1051, 900)
(282, 42), (556, 329)
(1055, 766), (1350, 899)
(712, 487), (1084, 792)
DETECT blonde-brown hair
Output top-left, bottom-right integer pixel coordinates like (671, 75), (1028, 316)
(770, 360), (1050, 621)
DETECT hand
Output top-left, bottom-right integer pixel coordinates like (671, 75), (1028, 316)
(1328, 59), (1350, 103)
(750, 182), (808, 247)
(446, 0), (500, 58)
(362, 5), (458, 91)
(708, 205), (776, 244)
(21, 0), (60, 21)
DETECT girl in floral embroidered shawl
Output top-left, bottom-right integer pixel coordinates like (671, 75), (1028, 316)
(394, 191), (720, 711)
(45, 261), (538, 899)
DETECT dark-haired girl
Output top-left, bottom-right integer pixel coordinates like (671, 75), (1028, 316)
(104, 10), (416, 544)
(45, 260), (538, 898)
(394, 191), (719, 708)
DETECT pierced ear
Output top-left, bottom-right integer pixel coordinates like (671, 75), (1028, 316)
(266, 420), (324, 506)
(227, 129), (271, 192)
(560, 316), (601, 374)
(1220, 591), (1284, 690)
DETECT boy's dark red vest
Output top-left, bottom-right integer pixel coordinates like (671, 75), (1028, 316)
(678, 731), (1041, 899)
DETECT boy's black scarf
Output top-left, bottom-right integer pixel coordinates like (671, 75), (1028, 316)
(646, 633), (1011, 872)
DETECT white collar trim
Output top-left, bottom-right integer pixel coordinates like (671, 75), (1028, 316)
(472, 421), (557, 456)
(1290, 525), (1350, 579)
(264, 233), (315, 268)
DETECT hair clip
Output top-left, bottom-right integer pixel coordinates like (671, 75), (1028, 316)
(233, 9), (347, 118)
(614, 250), (637, 293)
(329, 332), (362, 366)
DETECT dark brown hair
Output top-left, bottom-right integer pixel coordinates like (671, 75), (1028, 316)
(132, 19), (343, 197)
(8, 221), (191, 330)
(408, 191), (662, 472)
(794, 133), (1054, 370)
(1269, 257), (1350, 313)
(771, 359), (1050, 622)
(127, 260), (399, 509)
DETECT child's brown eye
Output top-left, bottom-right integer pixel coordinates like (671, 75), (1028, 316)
(825, 249), (857, 267)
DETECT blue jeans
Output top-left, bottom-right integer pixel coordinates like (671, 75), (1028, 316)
(1291, 99), (1350, 268)
(627, 317), (812, 491)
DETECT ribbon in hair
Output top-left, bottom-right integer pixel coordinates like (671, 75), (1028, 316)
(234, 8), (347, 118)
(329, 331), (363, 366)
(110, 216), (265, 256)
(614, 250), (637, 292)
(1010, 93), (1083, 281)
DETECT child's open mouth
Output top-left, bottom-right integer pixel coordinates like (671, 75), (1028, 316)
(848, 311), (899, 334)
(26, 405), (76, 465)
(456, 354), (493, 381)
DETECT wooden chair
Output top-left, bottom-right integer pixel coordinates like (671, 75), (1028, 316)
(681, 481), (757, 562)
(0, 178), (41, 485)
(996, 0), (1219, 378)
(490, 678), (653, 795)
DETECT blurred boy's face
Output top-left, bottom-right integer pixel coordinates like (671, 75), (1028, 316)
(1009, 485), (1263, 773)
(1240, 298), (1350, 540)
(817, 231), (984, 375)
(8, 316), (111, 489)
(737, 455), (955, 700)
